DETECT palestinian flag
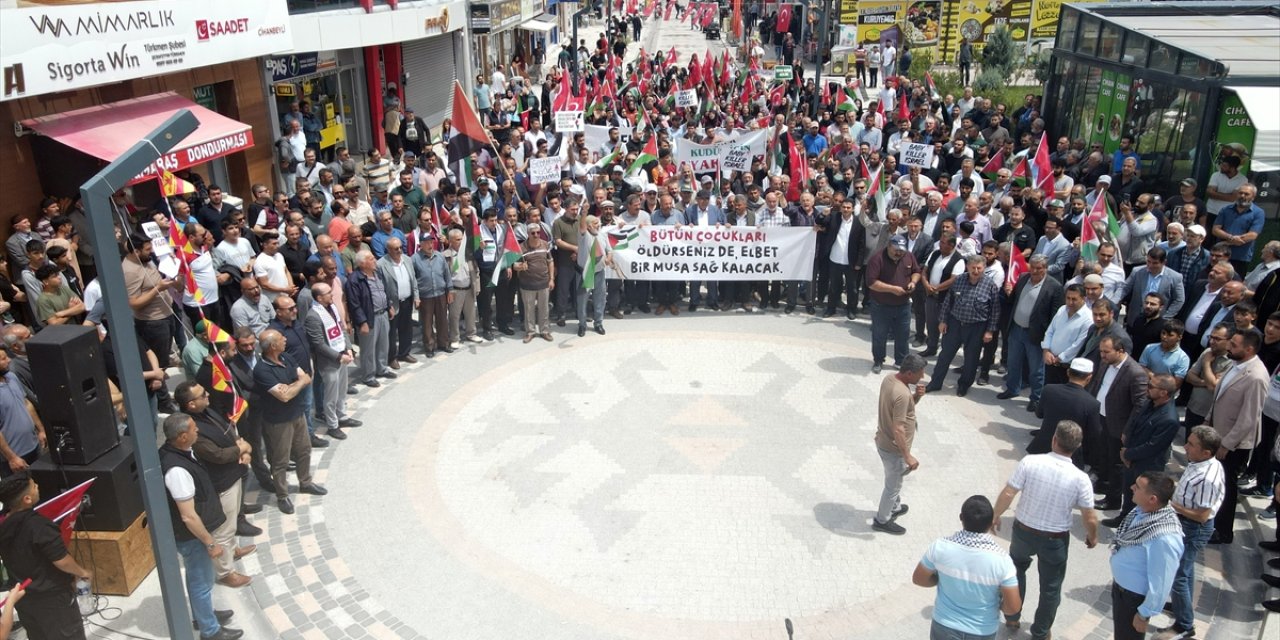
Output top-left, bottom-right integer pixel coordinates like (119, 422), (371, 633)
(835, 87), (857, 112)
(447, 80), (491, 174)
(627, 135), (658, 177)
(1011, 156), (1030, 186)
(1080, 194), (1121, 261)
(490, 223), (523, 287)
(981, 149), (1005, 179)
(861, 157), (888, 213)
(594, 147), (623, 172)
(609, 227), (642, 252)
(469, 210), (483, 254)
(583, 235), (606, 289)
(924, 72), (942, 102)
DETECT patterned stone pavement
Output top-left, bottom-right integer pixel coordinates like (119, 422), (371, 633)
(223, 311), (1269, 640)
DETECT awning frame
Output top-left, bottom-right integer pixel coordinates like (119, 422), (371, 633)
(1226, 85), (1280, 173)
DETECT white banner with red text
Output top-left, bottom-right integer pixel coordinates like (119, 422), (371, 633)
(604, 225), (816, 281)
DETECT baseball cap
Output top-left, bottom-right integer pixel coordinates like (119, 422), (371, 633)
(700, 175), (714, 184)
(1048, 199), (1064, 208)
(1179, 178), (1197, 188)
(890, 235), (907, 249)
(611, 165), (624, 173)
(643, 184), (658, 193)
(1083, 274), (1104, 286)
(1186, 224), (1206, 237)
(403, 150), (416, 158)
(1069, 358), (1094, 375)
(1097, 174), (1113, 185)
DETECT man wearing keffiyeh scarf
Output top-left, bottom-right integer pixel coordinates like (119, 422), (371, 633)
(913, 496), (1022, 639)
(1108, 471), (1184, 640)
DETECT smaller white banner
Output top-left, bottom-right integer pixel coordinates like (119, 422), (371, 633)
(900, 143), (935, 168)
(675, 89), (699, 108)
(554, 110), (584, 132)
(721, 145), (752, 172)
(528, 157), (562, 184)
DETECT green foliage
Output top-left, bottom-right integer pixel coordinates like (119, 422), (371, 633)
(982, 25), (1017, 81)
(972, 69), (1005, 95)
(910, 46), (935, 81)
(1032, 49), (1053, 85)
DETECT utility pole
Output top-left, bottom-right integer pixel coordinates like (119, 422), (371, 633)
(811, 0), (832, 118)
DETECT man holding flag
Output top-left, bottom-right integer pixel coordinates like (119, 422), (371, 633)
(577, 213), (613, 337)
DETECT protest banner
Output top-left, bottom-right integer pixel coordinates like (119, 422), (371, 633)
(554, 110), (585, 132)
(900, 142), (935, 168)
(675, 89), (699, 108)
(528, 157), (563, 184)
(579, 123), (634, 163)
(721, 145), (753, 172)
(673, 130), (769, 174)
(773, 65), (793, 80)
(606, 226), (816, 281)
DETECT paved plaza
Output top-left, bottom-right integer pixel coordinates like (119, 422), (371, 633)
(84, 312), (1272, 640)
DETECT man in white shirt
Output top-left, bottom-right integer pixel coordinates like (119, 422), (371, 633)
(992, 420), (1099, 640)
(253, 233), (294, 299)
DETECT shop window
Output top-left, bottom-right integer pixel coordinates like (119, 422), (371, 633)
(1099, 23), (1122, 62)
(1122, 34), (1149, 67)
(1072, 66), (1104, 145)
(1179, 55), (1210, 77)
(1078, 16), (1101, 57)
(1057, 10), (1080, 51)
(1131, 84), (1205, 192)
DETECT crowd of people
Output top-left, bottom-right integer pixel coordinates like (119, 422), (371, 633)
(0, 6), (1277, 640)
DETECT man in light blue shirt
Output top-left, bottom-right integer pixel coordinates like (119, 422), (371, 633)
(914, 495), (1021, 640)
(1032, 218), (1072, 281)
(1138, 320), (1191, 385)
(1040, 284), (1092, 385)
(1109, 471), (1184, 640)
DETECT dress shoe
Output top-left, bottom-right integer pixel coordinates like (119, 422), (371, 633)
(846, 311), (856, 320)
(193, 610), (235, 630)
(388, 360), (400, 370)
(299, 482), (328, 496)
(594, 323), (606, 335)
(346, 386), (358, 395)
(338, 418), (363, 428)
(541, 332), (553, 342)
(441, 347), (455, 354)
(482, 331), (495, 341)
(254, 475), (276, 493)
(924, 383), (942, 393)
(1267, 557), (1280, 569)
(805, 305), (815, 314)
(638, 305), (651, 313)
(784, 305), (795, 314)
(1261, 573), (1280, 589)
(216, 572), (251, 588)
(524, 334), (535, 343)
(956, 386), (969, 397)
(609, 309), (623, 320)
(364, 379), (381, 388)
(1101, 515), (1125, 528)
(1094, 499), (1121, 511)
(1260, 540), (1280, 553)
(309, 435), (329, 448)
(1265, 599), (1280, 613)
(500, 327), (515, 336)
(424, 350), (436, 358)
(688, 304), (698, 312)
(201, 626), (245, 640)
(235, 515), (262, 537)
(872, 519), (906, 535)
(996, 390), (1018, 400)
(277, 497), (294, 514)
(240, 503), (263, 515)
(556, 317), (566, 327)
(655, 305), (666, 316)
(918, 349), (937, 357)
(577, 325), (586, 337)
(327, 427), (347, 440)
(668, 305), (679, 315)
(822, 310), (836, 318)
(891, 504), (909, 519)
(232, 545), (257, 560)
(376, 370), (398, 379)
(400, 354), (417, 363)
(1026, 400), (1040, 413)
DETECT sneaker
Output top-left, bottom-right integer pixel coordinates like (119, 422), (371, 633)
(996, 365), (1007, 375)
(450, 341), (462, 349)
(872, 519), (906, 535)
(1240, 485), (1274, 498)
(466, 335), (485, 343)
(872, 363), (882, 374)
(1238, 473), (1256, 487)
(1261, 504), (1277, 520)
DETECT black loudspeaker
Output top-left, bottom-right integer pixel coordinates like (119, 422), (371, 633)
(27, 325), (119, 465)
(31, 438), (143, 532)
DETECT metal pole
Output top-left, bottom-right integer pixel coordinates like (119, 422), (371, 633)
(571, 5), (592, 79)
(80, 109), (200, 640)
(811, 0), (831, 118)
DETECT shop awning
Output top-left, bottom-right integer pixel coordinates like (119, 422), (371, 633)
(21, 92), (255, 185)
(1227, 86), (1280, 173)
(522, 17), (557, 32)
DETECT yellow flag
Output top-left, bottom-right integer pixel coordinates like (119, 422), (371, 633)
(159, 171), (197, 197)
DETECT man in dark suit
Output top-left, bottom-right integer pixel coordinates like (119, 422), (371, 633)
(900, 219), (934, 345)
(915, 190), (950, 243)
(682, 190), (727, 311)
(228, 327), (273, 493)
(1118, 247), (1185, 320)
(1029, 359), (1102, 468)
(1088, 334), (1150, 511)
(1102, 374), (1180, 526)
(1077, 299), (1131, 373)
(997, 254), (1064, 412)
(822, 198), (865, 318)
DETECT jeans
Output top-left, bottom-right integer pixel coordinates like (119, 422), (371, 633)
(930, 620), (994, 640)
(1008, 523), (1069, 639)
(177, 537), (220, 638)
(870, 300), (911, 365)
(689, 279), (719, 307)
(1111, 582), (1146, 640)
(1171, 517), (1214, 631)
(875, 447), (907, 524)
(1004, 324), (1045, 401)
(577, 270), (606, 325)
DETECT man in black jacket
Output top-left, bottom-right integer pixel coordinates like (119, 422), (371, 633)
(1103, 374), (1180, 526)
(1029, 358), (1102, 467)
(159, 413), (245, 640)
(177, 381), (256, 589)
(226, 328), (272, 492)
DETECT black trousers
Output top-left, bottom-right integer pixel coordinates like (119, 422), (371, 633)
(624, 280), (650, 309)
(653, 281), (680, 306)
(236, 408), (271, 486)
(388, 297), (415, 360)
(553, 256), (578, 317)
(1214, 448), (1251, 542)
(15, 588), (86, 640)
(1105, 434), (1125, 502)
(826, 261), (858, 313)
(495, 271), (516, 330)
(930, 320), (986, 391)
(1110, 582), (1147, 640)
(135, 317), (174, 368)
(477, 267), (497, 330)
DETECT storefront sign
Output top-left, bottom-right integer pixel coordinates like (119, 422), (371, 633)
(854, 1), (942, 50)
(132, 128), (255, 183)
(838, 0), (859, 24)
(1090, 70), (1130, 154)
(942, 0), (1031, 58)
(476, 0), (522, 34)
(900, 142), (934, 168)
(528, 157), (562, 184)
(470, 3), (492, 34)
(0, 0), (292, 101)
(193, 84), (217, 111)
(608, 226), (816, 281)
(1216, 93), (1257, 175)
(424, 7), (452, 34)
(1029, 0), (1102, 50)
(266, 53), (319, 83)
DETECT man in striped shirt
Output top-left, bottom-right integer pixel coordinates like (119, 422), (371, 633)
(1162, 426), (1226, 639)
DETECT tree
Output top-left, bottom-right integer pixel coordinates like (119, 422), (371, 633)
(982, 25), (1018, 82)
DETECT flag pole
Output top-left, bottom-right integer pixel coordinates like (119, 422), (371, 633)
(452, 80), (515, 189)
